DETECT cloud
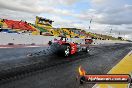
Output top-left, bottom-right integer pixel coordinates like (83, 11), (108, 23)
(0, 0), (132, 40)
(38, 0), (80, 6)
(0, 0), (36, 13)
(127, 26), (132, 29)
(1, 0), (132, 26)
(91, 0), (106, 4)
(0, 0), (75, 16)
(0, 9), (36, 23)
(75, 3), (132, 25)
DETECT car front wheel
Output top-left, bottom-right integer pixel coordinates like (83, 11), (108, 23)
(85, 47), (90, 53)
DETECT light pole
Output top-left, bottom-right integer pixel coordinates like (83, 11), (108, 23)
(89, 18), (92, 32)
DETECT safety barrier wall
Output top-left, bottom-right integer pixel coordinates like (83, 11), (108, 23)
(92, 39), (130, 45)
(0, 33), (59, 45)
(0, 33), (130, 45)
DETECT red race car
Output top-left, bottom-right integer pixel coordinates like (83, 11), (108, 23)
(49, 37), (93, 57)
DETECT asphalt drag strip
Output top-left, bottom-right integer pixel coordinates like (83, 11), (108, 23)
(0, 43), (131, 88)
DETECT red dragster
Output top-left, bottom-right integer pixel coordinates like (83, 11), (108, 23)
(49, 37), (93, 57)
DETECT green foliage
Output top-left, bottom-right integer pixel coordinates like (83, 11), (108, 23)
(31, 24), (48, 32)
(0, 23), (3, 27)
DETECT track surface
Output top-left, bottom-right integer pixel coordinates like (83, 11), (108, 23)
(0, 46), (47, 61)
(0, 43), (132, 88)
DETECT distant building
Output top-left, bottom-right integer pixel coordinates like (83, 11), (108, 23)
(61, 28), (81, 33)
(35, 16), (54, 28)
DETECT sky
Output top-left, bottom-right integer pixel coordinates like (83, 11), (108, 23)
(0, 0), (132, 40)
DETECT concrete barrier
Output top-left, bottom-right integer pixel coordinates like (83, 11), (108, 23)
(0, 33), (130, 45)
(0, 33), (59, 45)
(92, 40), (130, 45)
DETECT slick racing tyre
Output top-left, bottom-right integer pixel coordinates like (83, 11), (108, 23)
(62, 45), (70, 57)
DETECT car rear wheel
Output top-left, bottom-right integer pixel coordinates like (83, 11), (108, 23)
(62, 45), (70, 57)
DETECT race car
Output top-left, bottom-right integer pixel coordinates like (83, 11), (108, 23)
(49, 37), (93, 57)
